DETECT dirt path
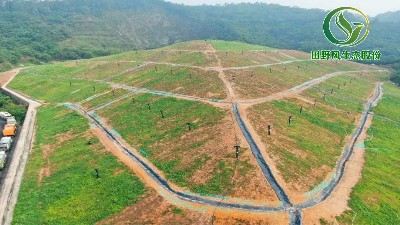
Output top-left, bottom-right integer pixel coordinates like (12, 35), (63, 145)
(208, 44), (237, 102)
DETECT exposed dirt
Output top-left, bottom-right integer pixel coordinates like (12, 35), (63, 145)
(96, 100), (279, 202)
(0, 68), (20, 86)
(237, 104), (307, 203)
(97, 190), (213, 225)
(212, 209), (289, 225)
(97, 190), (289, 225)
(209, 44), (237, 101)
(91, 126), (286, 224)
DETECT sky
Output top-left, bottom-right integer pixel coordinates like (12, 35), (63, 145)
(166, 0), (400, 16)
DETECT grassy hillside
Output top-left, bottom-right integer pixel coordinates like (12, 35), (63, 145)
(1, 0), (400, 72)
(7, 40), (394, 224)
(13, 106), (146, 225)
(247, 70), (389, 198)
(336, 83), (400, 224)
(9, 41), (292, 202)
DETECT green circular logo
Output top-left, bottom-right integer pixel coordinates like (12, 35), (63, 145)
(323, 7), (370, 47)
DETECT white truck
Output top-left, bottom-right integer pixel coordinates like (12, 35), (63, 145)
(6, 117), (17, 125)
(0, 151), (6, 169)
(0, 137), (13, 151)
(0, 112), (12, 120)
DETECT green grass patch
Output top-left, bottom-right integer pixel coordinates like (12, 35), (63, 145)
(13, 105), (146, 225)
(8, 71), (110, 103)
(209, 40), (273, 51)
(304, 74), (377, 113)
(249, 98), (354, 189)
(111, 65), (226, 99)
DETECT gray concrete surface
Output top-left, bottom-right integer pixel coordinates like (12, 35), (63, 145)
(0, 69), (41, 225)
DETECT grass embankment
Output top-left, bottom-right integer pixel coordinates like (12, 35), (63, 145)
(110, 64), (226, 99)
(303, 72), (388, 113)
(209, 40), (273, 51)
(13, 106), (146, 225)
(225, 61), (356, 99)
(248, 98), (354, 191)
(98, 93), (257, 196)
(18, 61), (138, 80)
(8, 70), (110, 103)
(336, 83), (400, 225)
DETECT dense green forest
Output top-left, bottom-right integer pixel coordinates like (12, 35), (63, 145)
(0, 0), (399, 84)
(0, 92), (27, 122)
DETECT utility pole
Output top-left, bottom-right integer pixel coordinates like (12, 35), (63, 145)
(187, 122), (192, 131)
(147, 103), (151, 110)
(160, 110), (165, 119)
(234, 145), (240, 159)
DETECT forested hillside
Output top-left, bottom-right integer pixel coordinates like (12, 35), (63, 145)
(1, 0), (400, 79)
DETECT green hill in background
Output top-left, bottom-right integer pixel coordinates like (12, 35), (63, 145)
(1, 0), (400, 68)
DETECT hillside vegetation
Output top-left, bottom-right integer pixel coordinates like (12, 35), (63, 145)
(336, 83), (400, 225)
(7, 40), (395, 224)
(1, 0), (400, 73)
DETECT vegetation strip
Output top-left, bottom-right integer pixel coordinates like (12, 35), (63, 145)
(297, 84), (383, 209)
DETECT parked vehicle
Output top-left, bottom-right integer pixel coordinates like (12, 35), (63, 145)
(0, 112), (12, 120)
(3, 124), (16, 137)
(0, 137), (13, 151)
(6, 117), (17, 125)
(0, 151), (6, 169)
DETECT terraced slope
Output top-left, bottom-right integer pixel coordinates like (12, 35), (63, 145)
(5, 40), (390, 225)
